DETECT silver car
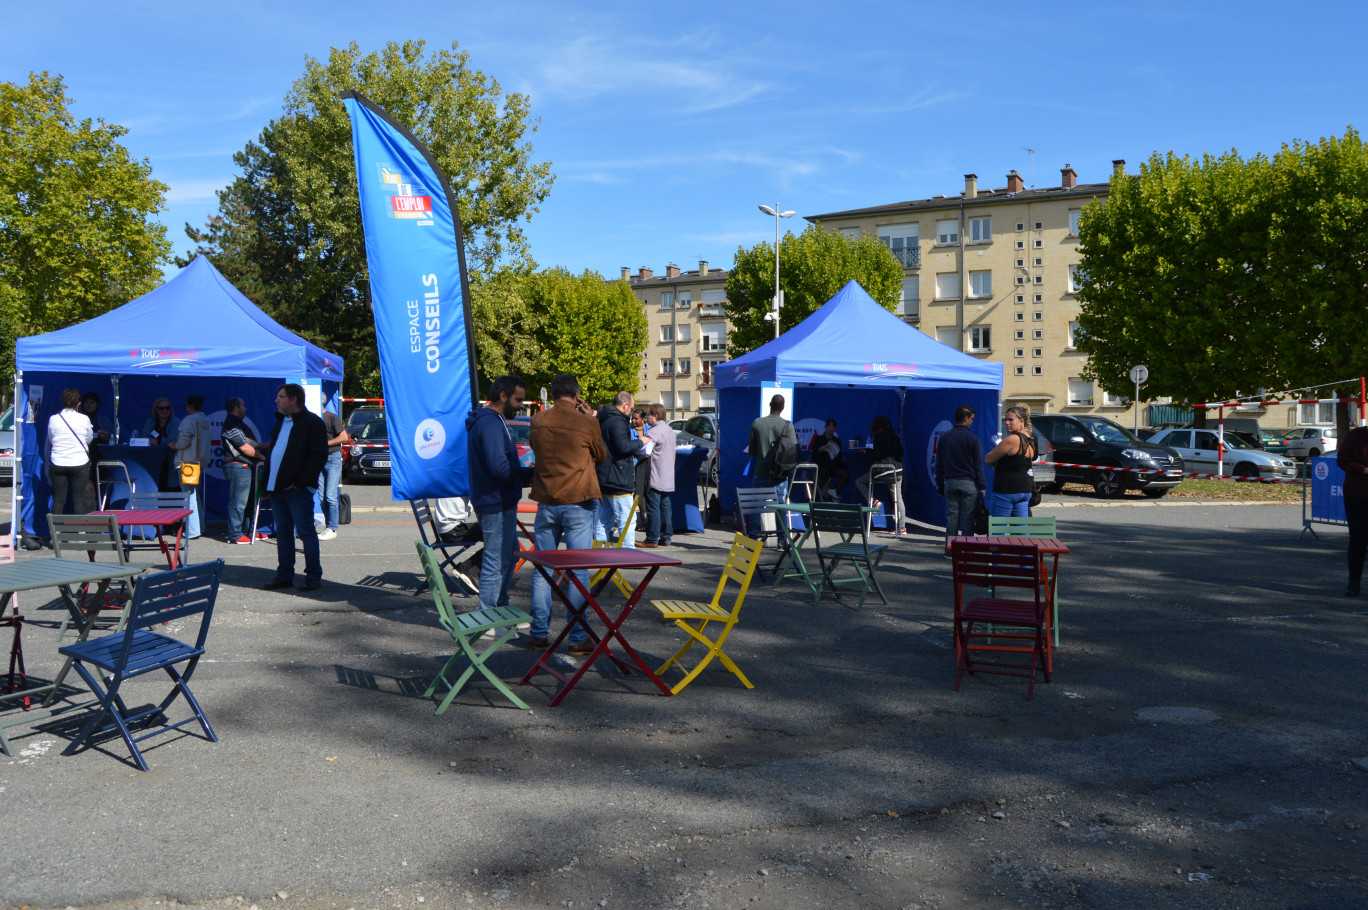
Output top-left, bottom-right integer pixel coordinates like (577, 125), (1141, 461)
(1147, 428), (1296, 478)
(1281, 426), (1338, 460)
(0, 405), (14, 485)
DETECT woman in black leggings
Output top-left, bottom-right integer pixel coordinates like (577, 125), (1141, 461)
(46, 387), (95, 515)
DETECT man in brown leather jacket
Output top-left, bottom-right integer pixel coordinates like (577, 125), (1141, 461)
(527, 373), (608, 651)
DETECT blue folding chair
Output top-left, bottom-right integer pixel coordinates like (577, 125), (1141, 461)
(58, 560), (224, 771)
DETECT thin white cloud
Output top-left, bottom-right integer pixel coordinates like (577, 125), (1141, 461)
(120, 96), (278, 136)
(164, 179), (229, 203)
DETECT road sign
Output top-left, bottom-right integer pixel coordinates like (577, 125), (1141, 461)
(1129, 365), (1149, 386)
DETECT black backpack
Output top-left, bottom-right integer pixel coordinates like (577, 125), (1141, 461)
(767, 432), (799, 480)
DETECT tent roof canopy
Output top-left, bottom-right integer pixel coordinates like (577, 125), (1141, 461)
(714, 280), (1001, 391)
(16, 255), (344, 380)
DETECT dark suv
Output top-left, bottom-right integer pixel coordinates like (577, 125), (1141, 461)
(1033, 414), (1184, 498)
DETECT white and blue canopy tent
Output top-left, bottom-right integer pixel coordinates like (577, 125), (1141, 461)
(713, 280), (1003, 527)
(12, 255), (343, 541)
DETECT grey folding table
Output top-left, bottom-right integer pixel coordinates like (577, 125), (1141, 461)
(0, 557), (146, 756)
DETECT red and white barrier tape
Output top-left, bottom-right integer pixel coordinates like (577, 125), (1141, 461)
(1191, 396), (1363, 409)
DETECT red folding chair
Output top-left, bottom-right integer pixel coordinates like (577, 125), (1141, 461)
(951, 541), (1050, 699)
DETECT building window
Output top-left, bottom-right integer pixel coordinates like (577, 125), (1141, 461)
(661, 390), (675, 409)
(968, 326), (991, 352)
(898, 277), (919, 319)
(676, 324), (691, 343)
(1016, 222), (1025, 232)
(968, 216), (991, 243)
(1033, 311), (1043, 322)
(1015, 258), (1025, 268)
(660, 292), (674, 309)
(1068, 209), (1081, 236)
(1300, 403), (1336, 425)
(701, 325), (727, 352)
(968, 270), (992, 298)
(1015, 366), (1025, 376)
(935, 272), (961, 299)
(1032, 347), (1043, 357)
(1034, 239), (1043, 249)
(936, 219), (959, 245)
(1015, 276), (1026, 285)
(1014, 312), (1025, 322)
(660, 358), (673, 374)
(1032, 329), (1043, 339)
(678, 291), (691, 308)
(839, 227), (860, 239)
(1034, 221), (1043, 230)
(660, 326), (674, 342)
(878, 223), (920, 268)
(677, 357), (691, 375)
(1033, 257), (1043, 267)
(678, 391), (691, 410)
(1014, 347), (1025, 358)
(1067, 321), (1087, 349)
(1034, 293), (1043, 303)
(1032, 366), (1043, 376)
(1102, 390), (1128, 407)
(1015, 294), (1025, 304)
(1068, 264), (1081, 294)
(1014, 329), (1025, 340)
(699, 389), (716, 409)
(1068, 378), (1094, 406)
(1015, 240), (1025, 250)
(936, 326), (960, 348)
(1033, 275), (1044, 285)
(700, 288), (727, 304)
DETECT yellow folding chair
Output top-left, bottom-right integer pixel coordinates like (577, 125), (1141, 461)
(651, 533), (763, 694)
(589, 496), (639, 598)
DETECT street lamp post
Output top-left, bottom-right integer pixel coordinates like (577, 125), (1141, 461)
(758, 204), (795, 338)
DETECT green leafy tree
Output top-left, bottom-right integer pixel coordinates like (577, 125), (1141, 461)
(516, 268), (647, 404)
(724, 224), (904, 356)
(181, 40), (554, 396)
(468, 266), (547, 391)
(0, 72), (170, 374)
(1076, 130), (1368, 417)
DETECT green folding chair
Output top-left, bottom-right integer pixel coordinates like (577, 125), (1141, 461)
(416, 541), (531, 713)
(986, 515), (1061, 646)
(810, 503), (887, 610)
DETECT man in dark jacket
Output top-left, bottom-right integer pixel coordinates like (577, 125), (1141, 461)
(594, 392), (638, 547)
(466, 375), (533, 614)
(934, 405), (987, 544)
(259, 384), (329, 592)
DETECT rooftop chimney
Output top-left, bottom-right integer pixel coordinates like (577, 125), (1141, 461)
(1061, 164), (1077, 190)
(638, 267), (653, 281)
(1112, 159), (1126, 175)
(1006, 170), (1025, 193)
(665, 263), (680, 279)
(699, 259), (709, 275)
(620, 266), (630, 281)
(964, 173), (978, 198)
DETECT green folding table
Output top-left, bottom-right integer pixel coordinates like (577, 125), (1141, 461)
(0, 557), (146, 756)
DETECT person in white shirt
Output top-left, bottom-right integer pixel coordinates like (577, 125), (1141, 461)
(46, 387), (94, 515)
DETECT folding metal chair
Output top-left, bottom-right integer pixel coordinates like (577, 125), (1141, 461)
(652, 533), (763, 694)
(951, 541), (1050, 700)
(0, 540), (26, 706)
(95, 460), (134, 510)
(590, 496), (639, 598)
(416, 542), (530, 713)
(58, 560), (225, 770)
(790, 462), (820, 504)
(864, 461), (905, 535)
(809, 502), (888, 610)
(411, 499), (484, 596)
(49, 513), (159, 640)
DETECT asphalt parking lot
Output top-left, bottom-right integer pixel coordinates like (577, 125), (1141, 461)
(2, 483), (1366, 910)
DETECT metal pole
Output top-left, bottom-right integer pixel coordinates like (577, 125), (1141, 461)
(8, 371), (18, 550)
(1134, 379), (1140, 434)
(670, 299), (678, 419)
(773, 207), (781, 339)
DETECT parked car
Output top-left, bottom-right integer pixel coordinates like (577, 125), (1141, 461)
(0, 405), (14, 485)
(508, 416), (532, 465)
(1282, 426), (1338, 460)
(1146, 428), (1296, 478)
(675, 413), (719, 486)
(345, 415), (391, 482)
(1032, 433), (1056, 496)
(344, 404), (384, 434)
(1033, 414), (1185, 498)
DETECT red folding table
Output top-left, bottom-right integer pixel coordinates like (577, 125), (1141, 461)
(519, 548), (682, 706)
(90, 509), (193, 569)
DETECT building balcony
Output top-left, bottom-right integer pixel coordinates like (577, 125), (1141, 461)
(896, 300), (920, 321)
(699, 377), (714, 388)
(891, 247), (921, 269)
(699, 338), (727, 354)
(698, 304), (727, 317)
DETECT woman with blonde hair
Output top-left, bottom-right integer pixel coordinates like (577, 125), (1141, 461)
(985, 405), (1038, 517)
(142, 397), (180, 447)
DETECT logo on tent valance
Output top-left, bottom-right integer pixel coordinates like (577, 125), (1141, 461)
(864, 362), (920, 379)
(128, 348), (204, 369)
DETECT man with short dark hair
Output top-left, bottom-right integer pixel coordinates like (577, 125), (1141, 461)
(528, 373), (607, 652)
(466, 375), (533, 615)
(749, 393), (797, 501)
(221, 396), (264, 544)
(260, 384), (329, 592)
(935, 404), (987, 545)
(317, 405), (349, 541)
(170, 394), (212, 539)
(594, 391), (638, 547)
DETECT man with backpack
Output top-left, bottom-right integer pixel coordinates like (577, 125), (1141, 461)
(749, 394), (798, 501)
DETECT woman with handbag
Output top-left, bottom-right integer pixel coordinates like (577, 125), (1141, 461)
(46, 388), (95, 515)
(170, 395), (212, 540)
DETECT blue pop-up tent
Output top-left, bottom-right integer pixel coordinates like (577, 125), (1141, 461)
(713, 280), (1003, 528)
(12, 255), (344, 539)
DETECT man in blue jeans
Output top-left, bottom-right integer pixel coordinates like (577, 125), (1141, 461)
(317, 407), (348, 541)
(528, 373), (607, 652)
(259, 384), (328, 592)
(934, 404), (987, 549)
(221, 397), (264, 544)
(466, 375), (534, 616)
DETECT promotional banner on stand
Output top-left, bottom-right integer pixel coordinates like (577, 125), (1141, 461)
(342, 90), (478, 499)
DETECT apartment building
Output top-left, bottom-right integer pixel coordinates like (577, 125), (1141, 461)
(807, 163), (1138, 424)
(623, 261), (730, 417)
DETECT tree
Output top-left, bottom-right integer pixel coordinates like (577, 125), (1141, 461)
(516, 268), (647, 405)
(1075, 130), (1368, 411)
(468, 266), (547, 390)
(723, 224), (904, 356)
(0, 72), (170, 373)
(181, 40), (554, 396)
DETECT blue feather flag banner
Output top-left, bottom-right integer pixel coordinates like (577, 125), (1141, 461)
(342, 90), (478, 499)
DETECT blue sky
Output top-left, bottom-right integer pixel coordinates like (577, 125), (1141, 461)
(5, 1), (1367, 281)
